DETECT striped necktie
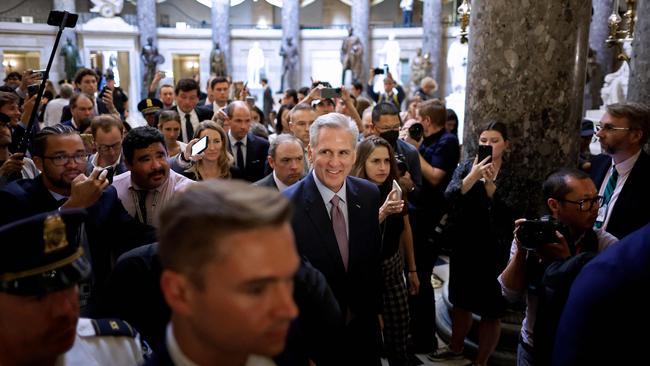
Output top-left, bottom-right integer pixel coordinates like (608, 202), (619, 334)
(595, 165), (618, 229)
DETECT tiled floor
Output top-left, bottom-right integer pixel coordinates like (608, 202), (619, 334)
(381, 257), (475, 366)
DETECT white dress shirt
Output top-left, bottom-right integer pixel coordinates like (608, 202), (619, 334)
(597, 149), (641, 230)
(177, 107), (200, 143)
(228, 130), (248, 167)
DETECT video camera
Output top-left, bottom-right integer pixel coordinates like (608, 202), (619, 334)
(516, 215), (565, 251)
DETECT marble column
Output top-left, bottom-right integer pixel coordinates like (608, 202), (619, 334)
(281, 0), (300, 90)
(464, 0), (591, 212)
(590, 0), (615, 75)
(211, 0), (231, 76)
(422, 0), (443, 96)
(351, 0), (369, 84)
(627, 0), (650, 104)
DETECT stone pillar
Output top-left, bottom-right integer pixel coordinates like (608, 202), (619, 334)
(590, 0), (615, 75)
(281, 0), (300, 89)
(627, 0), (650, 104)
(464, 0), (591, 212)
(422, 0), (443, 96)
(351, 0), (369, 84)
(211, 0), (231, 76)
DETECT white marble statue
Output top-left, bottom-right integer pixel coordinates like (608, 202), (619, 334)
(90, 0), (124, 18)
(447, 39), (468, 94)
(600, 61), (629, 107)
(247, 41), (265, 87)
(379, 33), (401, 82)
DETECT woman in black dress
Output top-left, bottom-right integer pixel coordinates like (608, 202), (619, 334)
(351, 136), (419, 366)
(430, 122), (516, 366)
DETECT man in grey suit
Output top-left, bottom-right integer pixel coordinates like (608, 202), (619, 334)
(254, 134), (304, 191)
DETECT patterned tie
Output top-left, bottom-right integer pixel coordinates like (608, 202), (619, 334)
(595, 165), (618, 229)
(330, 195), (349, 270)
(235, 141), (245, 169)
(185, 113), (194, 142)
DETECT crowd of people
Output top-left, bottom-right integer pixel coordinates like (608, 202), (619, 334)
(0, 61), (648, 366)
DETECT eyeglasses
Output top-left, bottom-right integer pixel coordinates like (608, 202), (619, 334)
(595, 122), (632, 133)
(97, 141), (122, 153)
(43, 153), (88, 166)
(557, 196), (603, 211)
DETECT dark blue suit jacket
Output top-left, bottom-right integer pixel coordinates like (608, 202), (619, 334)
(0, 176), (156, 313)
(553, 223), (650, 366)
(590, 151), (650, 239)
(229, 132), (270, 183)
(283, 173), (382, 362)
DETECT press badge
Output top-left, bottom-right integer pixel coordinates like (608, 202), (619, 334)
(596, 203), (608, 223)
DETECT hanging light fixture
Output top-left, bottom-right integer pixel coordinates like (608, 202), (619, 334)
(606, 0), (636, 61)
(457, 0), (471, 44)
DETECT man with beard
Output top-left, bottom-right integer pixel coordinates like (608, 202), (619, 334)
(590, 102), (650, 239)
(0, 124), (156, 315)
(112, 126), (192, 228)
(0, 209), (150, 365)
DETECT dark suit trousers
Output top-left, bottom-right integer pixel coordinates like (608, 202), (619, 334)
(408, 210), (439, 352)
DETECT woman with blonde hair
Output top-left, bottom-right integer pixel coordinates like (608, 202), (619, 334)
(182, 121), (233, 180)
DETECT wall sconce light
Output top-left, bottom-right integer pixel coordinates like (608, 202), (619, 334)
(457, 0), (471, 44)
(606, 0), (636, 61)
(2, 59), (15, 72)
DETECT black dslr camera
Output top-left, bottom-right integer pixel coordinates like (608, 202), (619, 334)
(516, 216), (564, 251)
(408, 123), (424, 141)
(395, 153), (408, 177)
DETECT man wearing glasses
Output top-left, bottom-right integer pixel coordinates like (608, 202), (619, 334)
(590, 102), (650, 239)
(499, 168), (618, 366)
(86, 114), (128, 178)
(0, 124), (156, 316)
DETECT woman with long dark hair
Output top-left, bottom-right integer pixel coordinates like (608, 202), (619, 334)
(430, 121), (517, 366)
(351, 136), (419, 366)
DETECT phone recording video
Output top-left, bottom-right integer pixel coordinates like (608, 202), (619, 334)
(478, 144), (493, 163)
(390, 179), (403, 201)
(373, 67), (385, 75)
(191, 135), (209, 156)
(27, 84), (40, 98)
(321, 88), (341, 99)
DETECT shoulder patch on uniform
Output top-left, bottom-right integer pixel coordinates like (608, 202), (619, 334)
(90, 318), (136, 338)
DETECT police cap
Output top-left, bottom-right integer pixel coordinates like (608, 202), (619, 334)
(0, 209), (91, 296)
(138, 98), (163, 115)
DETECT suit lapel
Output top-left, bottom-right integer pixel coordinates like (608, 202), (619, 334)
(302, 174), (347, 273)
(346, 178), (364, 273)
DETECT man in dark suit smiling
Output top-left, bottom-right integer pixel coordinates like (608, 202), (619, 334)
(284, 112), (382, 365)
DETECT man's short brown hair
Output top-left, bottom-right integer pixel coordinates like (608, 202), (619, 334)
(606, 102), (650, 145)
(69, 93), (95, 110)
(158, 180), (293, 289)
(418, 99), (446, 128)
(90, 114), (124, 138)
(73, 68), (99, 86)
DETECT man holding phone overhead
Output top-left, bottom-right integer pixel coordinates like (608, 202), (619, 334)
(112, 126), (192, 227)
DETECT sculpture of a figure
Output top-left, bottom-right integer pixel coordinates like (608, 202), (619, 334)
(60, 38), (83, 83)
(600, 61), (629, 107)
(247, 41), (265, 87)
(279, 37), (299, 92)
(585, 48), (604, 109)
(379, 33), (401, 83)
(141, 36), (164, 98)
(90, 0), (124, 18)
(210, 42), (227, 77)
(447, 40), (468, 93)
(340, 28), (364, 85)
(410, 48), (430, 88)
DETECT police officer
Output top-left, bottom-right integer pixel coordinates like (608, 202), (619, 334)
(138, 97), (164, 128)
(0, 209), (151, 365)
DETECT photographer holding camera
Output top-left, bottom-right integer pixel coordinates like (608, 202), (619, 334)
(499, 168), (618, 366)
